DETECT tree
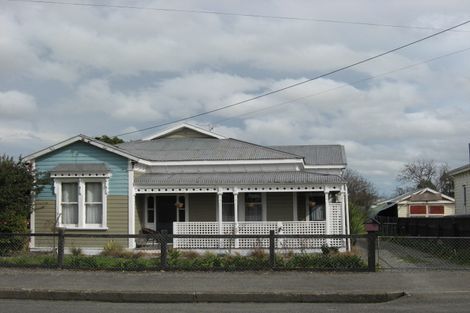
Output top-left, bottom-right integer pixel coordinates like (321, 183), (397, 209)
(343, 169), (378, 211)
(343, 169), (378, 234)
(0, 155), (40, 254)
(396, 159), (453, 196)
(94, 135), (124, 145)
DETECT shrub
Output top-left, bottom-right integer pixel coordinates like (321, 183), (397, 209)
(349, 204), (367, 235)
(321, 245), (339, 255)
(0, 155), (45, 256)
(101, 241), (125, 257)
(181, 250), (200, 259)
(70, 247), (83, 256)
(0, 211), (29, 256)
(249, 248), (267, 259)
(285, 253), (366, 270)
(168, 248), (181, 262)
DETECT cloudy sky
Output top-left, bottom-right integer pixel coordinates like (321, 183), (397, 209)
(1, 0), (470, 195)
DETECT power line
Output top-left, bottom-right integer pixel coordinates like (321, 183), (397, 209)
(114, 18), (470, 137)
(213, 47), (470, 125)
(7, 0), (470, 32)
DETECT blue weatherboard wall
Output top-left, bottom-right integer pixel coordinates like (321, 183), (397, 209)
(35, 141), (129, 200)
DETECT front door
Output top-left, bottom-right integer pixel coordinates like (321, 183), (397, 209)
(156, 196), (177, 234)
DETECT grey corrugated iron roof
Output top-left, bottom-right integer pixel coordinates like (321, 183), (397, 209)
(269, 145), (346, 166)
(118, 138), (301, 162)
(50, 163), (110, 173)
(135, 171), (344, 186)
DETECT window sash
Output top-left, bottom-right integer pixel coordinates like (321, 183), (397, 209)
(222, 203), (234, 222)
(309, 205), (325, 221)
(58, 179), (106, 228)
(245, 193), (262, 221)
(222, 193), (235, 222)
(307, 194), (326, 221)
(62, 203), (79, 225)
(85, 182), (103, 224)
(409, 205), (426, 215)
(429, 205), (444, 215)
(61, 183), (79, 225)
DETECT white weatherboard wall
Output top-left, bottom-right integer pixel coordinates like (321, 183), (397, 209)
(453, 172), (470, 215)
(397, 204), (455, 217)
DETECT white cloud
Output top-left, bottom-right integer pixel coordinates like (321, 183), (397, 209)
(0, 90), (37, 119)
(3, 0), (470, 195)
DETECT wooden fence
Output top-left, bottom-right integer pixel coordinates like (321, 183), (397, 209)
(377, 216), (470, 237)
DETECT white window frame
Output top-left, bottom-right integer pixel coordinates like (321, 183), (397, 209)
(144, 195), (156, 230)
(241, 192), (267, 222)
(408, 204), (427, 217)
(175, 194), (189, 223)
(145, 194), (189, 230)
(222, 193), (235, 222)
(305, 193), (326, 221)
(54, 178), (108, 230)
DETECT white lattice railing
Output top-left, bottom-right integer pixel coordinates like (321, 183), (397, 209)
(328, 203), (344, 247)
(173, 221), (344, 249)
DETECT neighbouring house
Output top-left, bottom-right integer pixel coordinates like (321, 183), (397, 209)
(449, 164), (470, 215)
(23, 123), (350, 254)
(370, 188), (455, 218)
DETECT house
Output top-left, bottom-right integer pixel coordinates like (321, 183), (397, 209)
(449, 164), (470, 215)
(370, 188), (455, 218)
(23, 123), (350, 254)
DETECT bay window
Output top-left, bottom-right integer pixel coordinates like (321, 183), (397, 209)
(56, 179), (107, 229)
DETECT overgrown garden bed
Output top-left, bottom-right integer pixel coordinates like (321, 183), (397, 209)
(0, 249), (366, 271)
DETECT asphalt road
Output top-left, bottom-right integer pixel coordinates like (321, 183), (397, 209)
(1, 293), (469, 313)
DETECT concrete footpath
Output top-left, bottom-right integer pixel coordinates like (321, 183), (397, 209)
(0, 269), (469, 303)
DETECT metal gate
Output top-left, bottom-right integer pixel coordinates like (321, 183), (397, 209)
(377, 236), (470, 270)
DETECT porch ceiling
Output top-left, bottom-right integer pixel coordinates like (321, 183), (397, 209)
(134, 171), (345, 187)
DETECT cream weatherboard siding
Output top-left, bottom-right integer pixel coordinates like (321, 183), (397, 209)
(453, 172), (470, 215)
(32, 140), (131, 250)
(34, 196), (128, 248)
(188, 193), (217, 221)
(397, 203), (455, 218)
(266, 192), (293, 221)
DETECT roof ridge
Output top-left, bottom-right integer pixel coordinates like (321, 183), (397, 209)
(270, 144), (343, 147)
(227, 138), (303, 159)
(22, 134), (141, 162)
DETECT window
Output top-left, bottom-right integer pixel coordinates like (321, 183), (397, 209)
(176, 195), (186, 222)
(61, 183), (78, 224)
(85, 182), (103, 225)
(147, 196), (155, 224)
(222, 193), (234, 222)
(464, 185), (467, 208)
(245, 193), (262, 221)
(429, 206), (444, 215)
(307, 194), (325, 221)
(409, 205), (426, 215)
(56, 179), (107, 229)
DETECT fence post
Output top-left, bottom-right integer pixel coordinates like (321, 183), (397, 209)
(57, 227), (65, 269)
(367, 231), (377, 272)
(269, 230), (275, 269)
(160, 230), (168, 270)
